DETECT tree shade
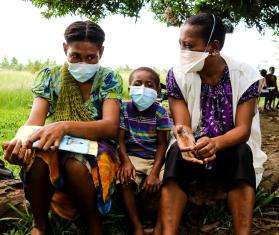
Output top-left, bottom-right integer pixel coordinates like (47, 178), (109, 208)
(28, 0), (278, 34)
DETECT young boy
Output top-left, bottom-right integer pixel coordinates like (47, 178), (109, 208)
(117, 67), (172, 235)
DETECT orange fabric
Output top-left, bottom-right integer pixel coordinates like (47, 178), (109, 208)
(92, 152), (119, 202)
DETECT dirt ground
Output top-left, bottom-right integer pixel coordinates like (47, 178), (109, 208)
(260, 110), (279, 156)
(253, 109), (279, 234)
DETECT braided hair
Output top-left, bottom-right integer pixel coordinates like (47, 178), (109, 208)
(64, 21), (105, 46)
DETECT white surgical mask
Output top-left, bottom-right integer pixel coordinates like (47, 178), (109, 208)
(179, 14), (216, 74)
(130, 85), (158, 111)
(180, 50), (209, 73)
(68, 62), (100, 83)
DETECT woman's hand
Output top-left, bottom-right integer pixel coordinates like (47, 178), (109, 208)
(174, 125), (195, 150)
(174, 125), (203, 164)
(193, 136), (217, 164)
(2, 139), (34, 166)
(117, 159), (136, 184)
(143, 173), (161, 194)
(26, 121), (68, 151)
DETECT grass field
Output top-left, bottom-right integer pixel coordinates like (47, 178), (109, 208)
(0, 70), (34, 175)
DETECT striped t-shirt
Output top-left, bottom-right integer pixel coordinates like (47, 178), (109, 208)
(120, 101), (172, 159)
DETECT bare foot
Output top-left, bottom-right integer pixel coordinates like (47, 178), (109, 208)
(31, 227), (46, 235)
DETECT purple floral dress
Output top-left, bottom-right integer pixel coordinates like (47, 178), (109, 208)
(166, 67), (259, 138)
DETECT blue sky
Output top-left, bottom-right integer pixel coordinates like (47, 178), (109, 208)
(0, 0), (278, 70)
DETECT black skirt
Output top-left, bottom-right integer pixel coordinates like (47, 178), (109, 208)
(163, 142), (256, 193)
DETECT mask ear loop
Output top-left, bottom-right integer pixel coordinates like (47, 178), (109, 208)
(204, 14), (216, 52)
(196, 14), (216, 142)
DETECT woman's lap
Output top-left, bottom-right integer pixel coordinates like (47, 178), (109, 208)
(163, 142), (256, 193)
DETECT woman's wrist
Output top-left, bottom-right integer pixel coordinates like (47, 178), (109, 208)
(212, 136), (222, 152)
(174, 125), (194, 140)
(60, 121), (71, 135)
(176, 124), (193, 133)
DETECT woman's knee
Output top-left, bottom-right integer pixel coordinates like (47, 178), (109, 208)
(63, 158), (94, 192)
(64, 158), (88, 174)
(63, 158), (98, 215)
(26, 157), (50, 181)
(162, 179), (186, 197)
(24, 157), (53, 200)
(230, 180), (255, 195)
(162, 178), (178, 189)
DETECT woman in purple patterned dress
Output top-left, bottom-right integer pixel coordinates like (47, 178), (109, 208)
(154, 13), (267, 235)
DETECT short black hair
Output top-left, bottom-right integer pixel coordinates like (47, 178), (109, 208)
(129, 67), (160, 88)
(186, 13), (232, 49)
(64, 21), (105, 46)
(260, 69), (267, 77)
(269, 66), (275, 71)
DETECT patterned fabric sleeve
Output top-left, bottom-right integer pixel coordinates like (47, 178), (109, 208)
(100, 72), (123, 101)
(166, 69), (184, 99)
(156, 104), (173, 131)
(238, 81), (259, 104)
(32, 68), (53, 102)
(31, 67), (61, 114)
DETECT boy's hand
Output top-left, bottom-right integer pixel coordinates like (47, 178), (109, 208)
(117, 159), (136, 184)
(142, 173), (161, 194)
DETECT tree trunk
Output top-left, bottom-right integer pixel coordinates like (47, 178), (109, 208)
(0, 179), (26, 218)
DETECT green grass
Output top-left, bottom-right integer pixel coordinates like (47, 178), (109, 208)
(0, 70), (34, 175)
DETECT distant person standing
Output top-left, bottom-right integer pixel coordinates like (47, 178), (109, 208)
(265, 67), (278, 109)
(260, 69), (267, 88)
(260, 69), (269, 110)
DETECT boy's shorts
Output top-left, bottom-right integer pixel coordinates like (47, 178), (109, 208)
(129, 156), (165, 187)
(117, 156), (165, 188)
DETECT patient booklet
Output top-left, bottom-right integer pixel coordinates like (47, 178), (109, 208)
(15, 125), (98, 156)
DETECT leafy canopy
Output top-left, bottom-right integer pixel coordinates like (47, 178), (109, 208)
(28, 0), (278, 34)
